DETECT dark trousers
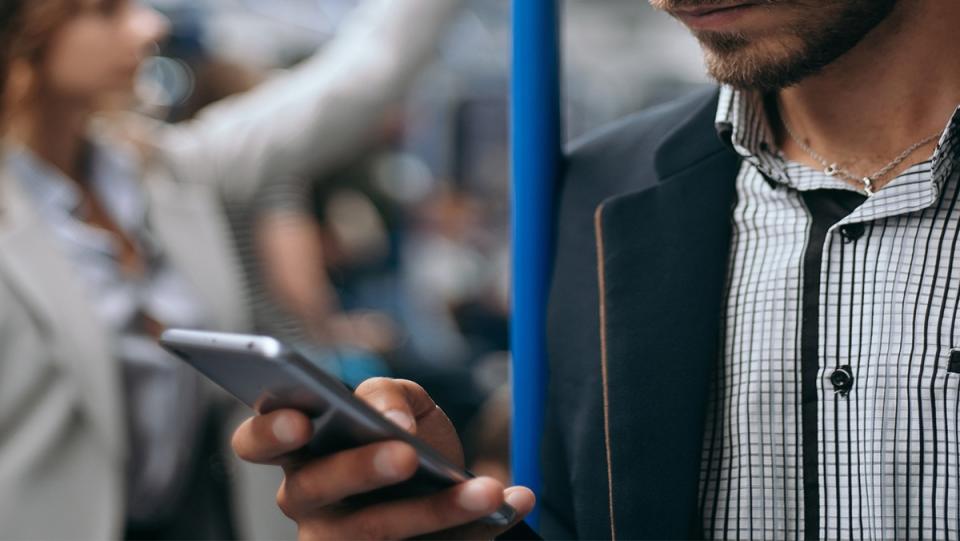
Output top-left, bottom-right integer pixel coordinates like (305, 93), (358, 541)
(124, 405), (237, 541)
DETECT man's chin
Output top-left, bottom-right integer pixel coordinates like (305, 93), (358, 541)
(697, 35), (819, 92)
(688, 0), (901, 92)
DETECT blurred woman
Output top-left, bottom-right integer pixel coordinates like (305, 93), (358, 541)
(0, 0), (460, 538)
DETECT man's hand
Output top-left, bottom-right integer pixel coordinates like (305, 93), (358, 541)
(231, 377), (536, 540)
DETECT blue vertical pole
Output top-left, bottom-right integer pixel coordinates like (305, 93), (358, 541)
(510, 0), (561, 529)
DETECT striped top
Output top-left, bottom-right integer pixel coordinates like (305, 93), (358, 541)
(699, 86), (960, 540)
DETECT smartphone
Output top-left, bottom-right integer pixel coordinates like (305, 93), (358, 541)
(159, 328), (516, 526)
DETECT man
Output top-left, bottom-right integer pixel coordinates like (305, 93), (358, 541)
(231, 0), (960, 538)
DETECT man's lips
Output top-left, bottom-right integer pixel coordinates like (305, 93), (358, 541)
(672, 2), (754, 16)
(670, 2), (764, 30)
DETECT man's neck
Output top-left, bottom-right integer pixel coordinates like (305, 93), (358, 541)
(775, 1), (960, 183)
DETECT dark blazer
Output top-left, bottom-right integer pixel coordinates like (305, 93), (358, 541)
(538, 87), (744, 540)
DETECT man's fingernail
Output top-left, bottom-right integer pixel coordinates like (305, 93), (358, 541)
(272, 415), (298, 445)
(457, 480), (493, 512)
(383, 410), (415, 432)
(373, 445), (402, 480)
(505, 488), (527, 509)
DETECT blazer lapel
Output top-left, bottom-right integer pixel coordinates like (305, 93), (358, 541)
(0, 177), (126, 458)
(594, 95), (741, 540)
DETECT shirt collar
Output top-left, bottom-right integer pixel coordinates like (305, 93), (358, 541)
(5, 144), (83, 218)
(715, 86), (789, 184)
(5, 138), (146, 232)
(715, 86), (774, 157)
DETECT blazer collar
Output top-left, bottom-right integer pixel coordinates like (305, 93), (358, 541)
(653, 88), (733, 182)
(594, 89), (742, 540)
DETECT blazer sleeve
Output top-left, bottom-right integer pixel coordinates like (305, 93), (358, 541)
(157, 0), (461, 205)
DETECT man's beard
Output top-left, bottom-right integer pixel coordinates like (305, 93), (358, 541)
(652, 0), (899, 92)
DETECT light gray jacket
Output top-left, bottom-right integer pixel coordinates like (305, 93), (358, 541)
(0, 1), (459, 538)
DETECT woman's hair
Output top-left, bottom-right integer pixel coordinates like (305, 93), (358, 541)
(0, 0), (79, 116)
(0, 1), (21, 98)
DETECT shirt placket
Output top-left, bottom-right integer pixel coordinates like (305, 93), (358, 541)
(813, 165), (951, 539)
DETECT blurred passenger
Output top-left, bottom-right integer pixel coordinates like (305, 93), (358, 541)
(0, 0), (462, 538)
(257, 126), (492, 430)
(250, 112), (405, 387)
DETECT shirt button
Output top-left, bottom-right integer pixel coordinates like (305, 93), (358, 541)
(830, 365), (854, 397)
(839, 223), (866, 243)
